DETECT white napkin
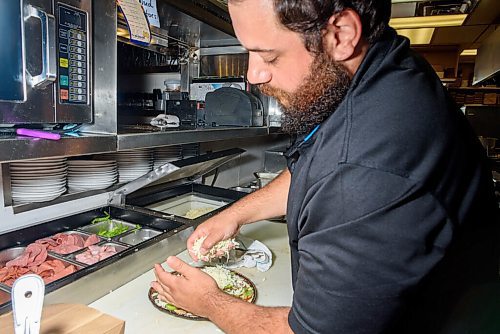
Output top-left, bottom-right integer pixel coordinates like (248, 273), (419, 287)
(224, 239), (273, 272)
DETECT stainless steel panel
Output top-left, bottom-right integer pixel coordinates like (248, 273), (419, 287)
(118, 228), (162, 245)
(81, 0), (117, 134)
(0, 133), (116, 163)
(117, 127), (270, 150)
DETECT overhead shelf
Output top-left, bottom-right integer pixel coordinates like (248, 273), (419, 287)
(0, 133), (116, 163)
(0, 128), (281, 163)
(117, 127), (273, 151)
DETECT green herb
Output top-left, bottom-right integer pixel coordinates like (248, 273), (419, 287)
(133, 224), (142, 231)
(91, 211), (111, 224)
(97, 223), (130, 238)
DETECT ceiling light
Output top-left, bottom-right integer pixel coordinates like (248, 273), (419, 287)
(397, 28), (435, 45)
(460, 49), (478, 56)
(389, 14), (467, 29)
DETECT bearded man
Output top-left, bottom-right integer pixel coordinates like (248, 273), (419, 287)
(152, 1), (499, 333)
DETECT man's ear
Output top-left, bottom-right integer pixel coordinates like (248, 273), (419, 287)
(322, 9), (363, 62)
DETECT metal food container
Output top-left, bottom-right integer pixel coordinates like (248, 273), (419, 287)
(0, 289), (10, 307)
(0, 246), (84, 289)
(37, 231), (103, 255)
(67, 241), (129, 265)
(125, 149), (248, 222)
(79, 220), (137, 238)
(145, 194), (229, 219)
(118, 228), (162, 245)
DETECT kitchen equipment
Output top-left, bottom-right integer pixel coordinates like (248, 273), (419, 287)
(0, 0), (92, 125)
(125, 148), (248, 222)
(190, 77), (246, 101)
(165, 100), (198, 129)
(203, 88), (264, 127)
(12, 275), (44, 334)
(0, 148), (247, 313)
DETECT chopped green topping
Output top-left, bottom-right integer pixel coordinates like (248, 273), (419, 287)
(91, 211), (111, 224)
(166, 304), (177, 311)
(97, 223), (130, 238)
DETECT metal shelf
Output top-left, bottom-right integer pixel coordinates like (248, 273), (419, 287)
(0, 133), (116, 163)
(117, 127), (272, 150)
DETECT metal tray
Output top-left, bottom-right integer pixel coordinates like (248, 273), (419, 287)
(36, 230), (103, 255)
(67, 242), (129, 266)
(117, 228), (162, 246)
(0, 247), (84, 289)
(0, 288), (10, 306)
(79, 219), (137, 238)
(145, 193), (229, 220)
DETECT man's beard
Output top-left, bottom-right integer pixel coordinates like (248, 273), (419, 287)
(259, 53), (352, 135)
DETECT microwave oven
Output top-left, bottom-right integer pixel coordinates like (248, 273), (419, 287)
(0, 0), (92, 125)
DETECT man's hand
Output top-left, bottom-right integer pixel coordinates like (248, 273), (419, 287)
(187, 215), (241, 261)
(151, 256), (223, 318)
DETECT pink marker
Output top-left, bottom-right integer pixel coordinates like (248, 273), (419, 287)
(16, 128), (61, 141)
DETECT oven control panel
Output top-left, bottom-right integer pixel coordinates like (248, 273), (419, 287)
(57, 3), (88, 105)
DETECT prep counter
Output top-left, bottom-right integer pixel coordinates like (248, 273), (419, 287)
(89, 220), (293, 333)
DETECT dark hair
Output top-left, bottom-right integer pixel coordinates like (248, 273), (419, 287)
(272, 0), (392, 52)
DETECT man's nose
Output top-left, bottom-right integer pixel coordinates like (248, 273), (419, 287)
(246, 54), (271, 85)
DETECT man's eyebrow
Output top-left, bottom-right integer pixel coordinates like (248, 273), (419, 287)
(245, 47), (275, 53)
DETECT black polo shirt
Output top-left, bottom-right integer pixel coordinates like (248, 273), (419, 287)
(285, 28), (499, 334)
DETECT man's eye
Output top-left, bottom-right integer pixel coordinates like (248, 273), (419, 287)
(264, 57), (278, 65)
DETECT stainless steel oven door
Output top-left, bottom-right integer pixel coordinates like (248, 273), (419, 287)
(0, 0), (57, 124)
(0, 0), (92, 125)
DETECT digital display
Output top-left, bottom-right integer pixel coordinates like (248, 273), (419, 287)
(59, 4), (86, 30)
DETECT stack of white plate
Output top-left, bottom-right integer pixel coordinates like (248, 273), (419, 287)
(181, 143), (200, 158)
(67, 160), (118, 192)
(10, 158), (67, 204)
(100, 149), (153, 183)
(153, 145), (182, 169)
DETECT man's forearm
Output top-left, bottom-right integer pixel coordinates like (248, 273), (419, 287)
(220, 170), (290, 226)
(206, 291), (293, 334)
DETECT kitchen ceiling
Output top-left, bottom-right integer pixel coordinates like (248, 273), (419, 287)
(390, 0), (500, 51)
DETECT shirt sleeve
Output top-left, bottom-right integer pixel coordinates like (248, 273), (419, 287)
(288, 164), (452, 334)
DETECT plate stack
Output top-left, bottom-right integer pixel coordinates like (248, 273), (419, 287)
(181, 143), (200, 158)
(67, 160), (118, 192)
(99, 149), (153, 183)
(10, 158), (68, 204)
(153, 145), (182, 169)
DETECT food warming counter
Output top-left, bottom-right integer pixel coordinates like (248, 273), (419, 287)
(90, 219), (293, 333)
(0, 149), (248, 313)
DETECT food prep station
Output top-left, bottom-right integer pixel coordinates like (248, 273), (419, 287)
(0, 149), (249, 313)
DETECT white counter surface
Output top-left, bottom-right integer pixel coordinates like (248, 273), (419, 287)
(89, 220), (293, 333)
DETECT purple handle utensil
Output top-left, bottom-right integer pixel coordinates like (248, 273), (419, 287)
(16, 128), (61, 140)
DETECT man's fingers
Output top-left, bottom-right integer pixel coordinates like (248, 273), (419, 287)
(166, 256), (194, 277)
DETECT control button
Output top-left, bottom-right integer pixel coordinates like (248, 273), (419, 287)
(59, 75), (69, 87)
(60, 89), (69, 100)
(77, 48), (82, 53)
(77, 95), (85, 102)
(69, 94), (76, 101)
(59, 29), (68, 39)
(77, 61), (82, 67)
(77, 41), (82, 47)
(78, 88), (83, 94)
(78, 75), (83, 80)
(59, 44), (68, 53)
(59, 58), (68, 68)
(77, 54), (82, 61)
